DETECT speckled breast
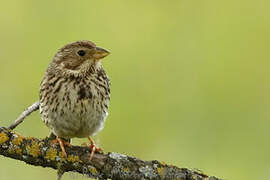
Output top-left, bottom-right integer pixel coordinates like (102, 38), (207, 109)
(39, 72), (110, 138)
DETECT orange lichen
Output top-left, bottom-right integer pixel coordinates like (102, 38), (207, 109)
(45, 148), (58, 161)
(12, 136), (23, 146)
(0, 132), (9, 144)
(67, 155), (81, 163)
(26, 141), (41, 157)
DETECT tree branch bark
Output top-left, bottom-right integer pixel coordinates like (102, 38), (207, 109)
(0, 127), (220, 180)
(8, 101), (40, 130)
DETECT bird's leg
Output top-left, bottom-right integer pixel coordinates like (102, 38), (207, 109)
(50, 137), (71, 157)
(88, 137), (102, 160)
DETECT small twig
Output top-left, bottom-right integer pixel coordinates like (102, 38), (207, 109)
(8, 101), (40, 130)
(0, 128), (221, 180)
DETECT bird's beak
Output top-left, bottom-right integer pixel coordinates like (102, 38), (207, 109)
(93, 47), (110, 60)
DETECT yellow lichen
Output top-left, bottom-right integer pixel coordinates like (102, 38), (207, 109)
(88, 166), (98, 175)
(67, 155), (81, 163)
(45, 148), (58, 161)
(15, 148), (22, 154)
(24, 136), (33, 140)
(58, 151), (66, 159)
(0, 132), (9, 144)
(8, 146), (22, 155)
(8, 148), (15, 154)
(26, 141), (41, 157)
(12, 136), (23, 145)
(157, 167), (165, 178)
(192, 174), (199, 180)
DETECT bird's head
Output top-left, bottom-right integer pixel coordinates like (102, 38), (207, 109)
(49, 40), (109, 76)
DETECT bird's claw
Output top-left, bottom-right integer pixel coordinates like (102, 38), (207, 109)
(88, 137), (103, 160)
(50, 137), (71, 157)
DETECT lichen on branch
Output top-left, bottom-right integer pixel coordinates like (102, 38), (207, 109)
(0, 127), (221, 180)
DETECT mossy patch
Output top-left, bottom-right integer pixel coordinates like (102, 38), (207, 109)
(45, 147), (58, 161)
(88, 166), (98, 175)
(26, 141), (41, 157)
(8, 146), (22, 155)
(24, 136), (33, 140)
(67, 155), (82, 163)
(12, 136), (23, 146)
(191, 174), (201, 180)
(58, 151), (66, 159)
(0, 132), (9, 144)
(15, 148), (22, 154)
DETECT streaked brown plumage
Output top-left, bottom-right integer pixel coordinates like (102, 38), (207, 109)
(39, 40), (110, 158)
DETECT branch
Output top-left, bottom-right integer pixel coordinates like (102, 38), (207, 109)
(0, 127), (220, 180)
(8, 101), (40, 130)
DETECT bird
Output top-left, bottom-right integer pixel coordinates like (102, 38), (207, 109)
(39, 40), (110, 159)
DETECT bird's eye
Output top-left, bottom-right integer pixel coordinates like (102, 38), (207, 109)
(77, 50), (86, 56)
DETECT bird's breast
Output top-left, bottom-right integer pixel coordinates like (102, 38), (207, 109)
(39, 73), (110, 138)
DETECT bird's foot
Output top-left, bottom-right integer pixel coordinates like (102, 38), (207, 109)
(88, 137), (103, 160)
(50, 137), (71, 157)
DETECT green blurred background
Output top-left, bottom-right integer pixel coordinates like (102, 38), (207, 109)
(0, 0), (269, 179)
